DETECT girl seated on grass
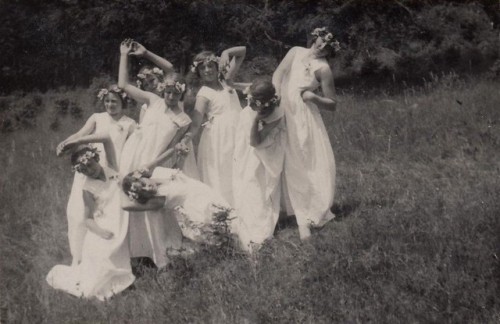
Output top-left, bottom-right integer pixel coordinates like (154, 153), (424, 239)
(233, 79), (286, 252)
(47, 135), (135, 301)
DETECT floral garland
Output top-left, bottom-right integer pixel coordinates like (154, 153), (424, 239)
(311, 27), (341, 52)
(156, 80), (186, 93)
(246, 93), (280, 109)
(191, 55), (220, 73)
(72, 146), (99, 173)
(136, 67), (164, 88)
(97, 85), (128, 101)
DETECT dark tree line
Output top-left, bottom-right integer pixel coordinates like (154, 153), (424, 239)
(1, 0), (499, 94)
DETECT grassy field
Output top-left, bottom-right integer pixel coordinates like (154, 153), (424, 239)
(1, 77), (499, 323)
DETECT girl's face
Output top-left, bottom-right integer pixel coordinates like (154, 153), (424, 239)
(78, 159), (102, 179)
(312, 37), (332, 58)
(198, 62), (218, 82)
(142, 75), (160, 93)
(137, 178), (158, 200)
(163, 83), (183, 107)
(104, 93), (124, 117)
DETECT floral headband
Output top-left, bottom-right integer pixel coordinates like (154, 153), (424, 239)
(246, 93), (280, 109)
(97, 86), (127, 101)
(72, 146), (99, 173)
(156, 80), (186, 93)
(311, 27), (341, 52)
(136, 67), (164, 88)
(191, 55), (220, 73)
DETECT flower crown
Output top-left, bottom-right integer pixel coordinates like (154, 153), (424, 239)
(191, 55), (220, 73)
(311, 27), (341, 52)
(136, 67), (164, 88)
(156, 80), (186, 93)
(72, 146), (99, 173)
(97, 86), (127, 101)
(246, 93), (280, 109)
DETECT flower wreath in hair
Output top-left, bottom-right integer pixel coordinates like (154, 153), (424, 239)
(97, 85), (128, 101)
(156, 80), (186, 93)
(125, 168), (149, 201)
(72, 145), (99, 173)
(136, 67), (164, 88)
(311, 27), (341, 52)
(191, 55), (230, 80)
(246, 93), (280, 109)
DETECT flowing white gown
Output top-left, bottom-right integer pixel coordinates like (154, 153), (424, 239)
(280, 47), (336, 227)
(152, 167), (233, 243)
(67, 112), (135, 266)
(120, 96), (191, 268)
(47, 166), (135, 301)
(233, 106), (286, 251)
(196, 86), (241, 205)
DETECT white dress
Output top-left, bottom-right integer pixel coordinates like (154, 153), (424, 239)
(67, 112), (135, 265)
(47, 166), (135, 301)
(280, 47), (336, 227)
(152, 167), (233, 244)
(120, 96), (191, 268)
(233, 106), (286, 251)
(196, 86), (241, 205)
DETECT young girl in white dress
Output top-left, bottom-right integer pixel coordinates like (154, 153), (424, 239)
(118, 39), (191, 268)
(56, 85), (136, 266)
(233, 79), (286, 252)
(121, 167), (233, 245)
(272, 27), (340, 240)
(47, 139), (135, 301)
(177, 46), (246, 205)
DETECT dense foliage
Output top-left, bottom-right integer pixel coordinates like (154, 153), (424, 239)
(1, 0), (499, 93)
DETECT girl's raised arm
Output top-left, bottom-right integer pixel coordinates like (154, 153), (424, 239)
(63, 132), (118, 172)
(220, 46), (246, 82)
(118, 39), (158, 106)
(130, 41), (174, 74)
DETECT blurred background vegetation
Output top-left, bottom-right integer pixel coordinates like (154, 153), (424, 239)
(1, 0), (499, 94)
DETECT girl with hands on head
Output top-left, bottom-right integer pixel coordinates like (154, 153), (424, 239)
(178, 46), (246, 205)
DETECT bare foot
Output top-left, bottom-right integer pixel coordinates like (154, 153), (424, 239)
(298, 224), (311, 241)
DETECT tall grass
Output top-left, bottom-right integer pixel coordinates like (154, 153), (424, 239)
(1, 78), (499, 323)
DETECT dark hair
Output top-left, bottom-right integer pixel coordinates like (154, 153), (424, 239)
(122, 173), (150, 204)
(249, 78), (276, 102)
(70, 146), (100, 166)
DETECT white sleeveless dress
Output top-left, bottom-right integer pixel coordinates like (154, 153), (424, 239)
(47, 166), (135, 301)
(196, 86), (241, 205)
(233, 106), (286, 251)
(280, 47), (336, 227)
(120, 96), (191, 268)
(67, 112), (135, 266)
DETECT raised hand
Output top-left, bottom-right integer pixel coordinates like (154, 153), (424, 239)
(120, 38), (133, 55)
(129, 41), (147, 57)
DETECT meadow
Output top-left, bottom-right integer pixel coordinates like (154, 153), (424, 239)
(1, 76), (499, 323)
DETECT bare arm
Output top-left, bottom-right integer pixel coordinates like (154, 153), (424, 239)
(56, 114), (96, 156)
(118, 40), (159, 106)
(83, 190), (114, 239)
(63, 132), (118, 171)
(180, 96), (209, 145)
(130, 41), (174, 74)
(272, 47), (297, 97)
(250, 117), (282, 147)
(220, 46), (246, 82)
(302, 65), (337, 112)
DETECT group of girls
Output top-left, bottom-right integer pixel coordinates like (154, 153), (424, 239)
(46, 26), (339, 301)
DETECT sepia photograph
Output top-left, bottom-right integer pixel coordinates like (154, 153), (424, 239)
(1, 0), (499, 322)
